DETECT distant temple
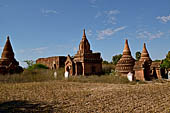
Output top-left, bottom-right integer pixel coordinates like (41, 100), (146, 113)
(36, 56), (67, 69)
(116, 39), (163, 81)
(0, 36), (23, 74)
(115, 40), (135, 76)
(65, 29), (102, 76)
(134, 43), (162, 80)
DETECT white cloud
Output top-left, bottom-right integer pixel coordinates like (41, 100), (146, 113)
(31, 47), (48, 54)
(95, 12), (102, 18)
(89, 0), (98, 8)
(0, 46), (3, 50)
(156, 15), (170, 23)
(137, 31), (164, 40)
(18, 49), (25, 53)
(105, 10), (120, 25)
(86, 29), (92, 36)
(90, 0), (97, 4)
(97, 26), (127, 40)
(105, 10), (120, 15)
(41, 9), (59, 16)
(107, 17), (116, 25)
(95, 9), (120, 25)
(73, 47), (77, 52)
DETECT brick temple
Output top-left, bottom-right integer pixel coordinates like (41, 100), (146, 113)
(116, 39), (163, 81)
(65, 29), (102, 76)
(115, 39), (135, 76)
(0, 36), (23, 74)
(36, 56), (67, 69)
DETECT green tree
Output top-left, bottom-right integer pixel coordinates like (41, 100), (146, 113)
(112, 54), (122, 65)
(161, 51), (170, 69)
(135, 51), (141, 61)
(24, 60), (35, 67)
(28, 64), (49, 70)
(102, 60), (109, 64)
(166, 51), (170, 59)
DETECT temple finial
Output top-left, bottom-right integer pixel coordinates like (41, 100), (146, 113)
(139, 43), (152, 62)
(142, 43), (148, 54)
(83, 29), (86, 38)
(123, 39), (131, 55)
(7, 36), (10, 40)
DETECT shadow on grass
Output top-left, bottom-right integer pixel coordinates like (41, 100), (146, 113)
(0, 100), (59, 113)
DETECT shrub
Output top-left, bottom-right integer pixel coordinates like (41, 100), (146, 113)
(160, 51), (170, 69)
(0, 69), (54, 83)
(112, 54), (122, 65)
(28, 64), (48, 70)
(102, 64), (115, 74)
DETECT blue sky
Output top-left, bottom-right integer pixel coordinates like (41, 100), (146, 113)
(0, 0), (170, 67)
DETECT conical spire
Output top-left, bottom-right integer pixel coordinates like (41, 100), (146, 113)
(139, 43), (151, 62)
(76, 29), (92, 54)
(82, 29), (86, 39)
(1, 36), (14, 59)
(123, 39), (131, 56)
(142, 43), (148, 54)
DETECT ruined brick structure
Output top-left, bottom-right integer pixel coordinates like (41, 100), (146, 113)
(0, 36), (23, 74)
(65, 29), (102, 76)
(115, 40), (135, 76)
(116, 40), (163, 81)
(150, 61), (163, 79)
(36, 56), (67, 69)
(134, 43), (152, 80)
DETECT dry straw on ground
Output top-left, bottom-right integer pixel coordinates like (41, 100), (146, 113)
(0, 80), (170, 113)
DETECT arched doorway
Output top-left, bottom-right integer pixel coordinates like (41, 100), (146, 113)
(77, 62), (83, 75)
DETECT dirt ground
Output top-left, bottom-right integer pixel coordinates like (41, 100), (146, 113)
(0, 81), (170, 113)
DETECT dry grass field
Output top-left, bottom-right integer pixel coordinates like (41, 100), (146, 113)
(1, 80), (170, 113)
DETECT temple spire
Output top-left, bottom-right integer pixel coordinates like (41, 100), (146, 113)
(1, 36), (14, 59)
(82, 29), (86, 39)
(76, 29), (92, 54)
(139, 43), (152, 62)
(142, 43), (148, 54)
(123, 39), (131, 56)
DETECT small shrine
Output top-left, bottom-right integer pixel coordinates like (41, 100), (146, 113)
(0, 36), (23, 74)
(65, 29), (102, 76)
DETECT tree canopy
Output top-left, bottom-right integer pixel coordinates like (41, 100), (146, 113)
(135, 51), (141, 61)
(161, 51), (170, 69)
(112, 54), (122, 65)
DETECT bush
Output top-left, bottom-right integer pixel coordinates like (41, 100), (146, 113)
(27, 64), (48, 70)
(112, 54), (122, 65)
(161, 59), (170, 69)
(160, 51), (170, 69)
(102, 64), (115, 74)
(0, 69), (54, 83)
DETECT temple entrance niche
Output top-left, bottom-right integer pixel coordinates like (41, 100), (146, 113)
(92, 66), (96, 74)
(143, 62), (150, 81)
(152, 67), (158, 79)
(53, 61), (56, 70)
(143, 61), (151, 80)
(76, 62), (83, 75)
(66, 66), (70, 75)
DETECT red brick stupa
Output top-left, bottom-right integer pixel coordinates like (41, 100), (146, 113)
(0, 36), (23, 74)
(115, 39), (135, 76)
(139, 43), (152, 63)
(133, 43), (152, 80)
